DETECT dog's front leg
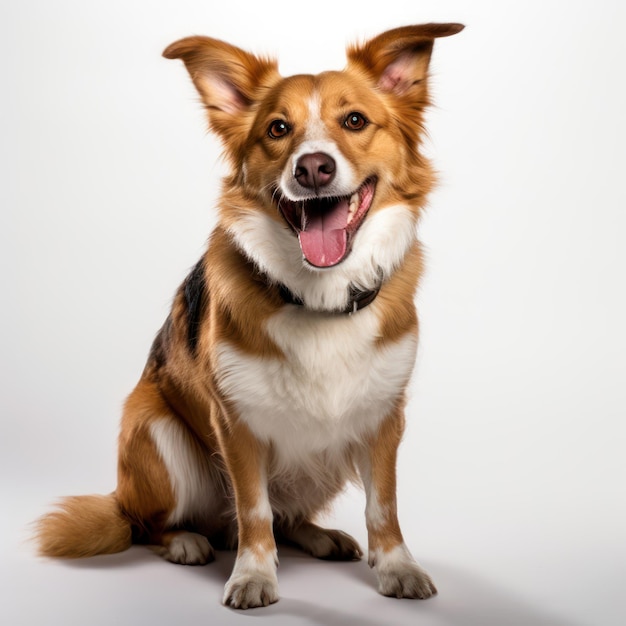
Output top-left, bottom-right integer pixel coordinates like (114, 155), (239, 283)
(358, 409), (437, 599)
(215, 414), (278, 609)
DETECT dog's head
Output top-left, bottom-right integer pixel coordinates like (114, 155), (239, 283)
(164, 24), (463, 310)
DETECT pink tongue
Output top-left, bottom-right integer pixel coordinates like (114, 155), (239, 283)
(298, 199), (349, 267)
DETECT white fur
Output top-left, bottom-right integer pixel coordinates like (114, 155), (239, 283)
(364, 485), (389, 531)
(227, 204), (417, 312)
(370, 543), (436, 599)
(244, 466), (273, 524)
(248, 497), (273, 525)
(149, 418), (221, 526)
(304, 93), (326, 142)
(223, 546), (279, 608)
(215, 307), (417, 466)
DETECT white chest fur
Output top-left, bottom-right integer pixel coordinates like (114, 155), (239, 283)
(215, 305), (417, 463)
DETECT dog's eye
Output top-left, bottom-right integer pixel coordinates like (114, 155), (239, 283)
(268, 120), (290, 139)
(344, 112), (368, 131)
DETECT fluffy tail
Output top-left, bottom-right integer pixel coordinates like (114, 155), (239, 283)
(36, 493), (132, 558)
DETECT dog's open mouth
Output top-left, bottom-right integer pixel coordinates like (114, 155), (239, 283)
(278, 178), (376, 268)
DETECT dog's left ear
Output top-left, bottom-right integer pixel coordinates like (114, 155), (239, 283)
(347, 23), (464, 98)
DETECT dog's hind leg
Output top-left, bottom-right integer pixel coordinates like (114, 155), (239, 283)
(116, 378), (226, 565)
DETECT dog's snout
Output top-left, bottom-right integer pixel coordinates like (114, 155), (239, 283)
(294, 152), (336, 192)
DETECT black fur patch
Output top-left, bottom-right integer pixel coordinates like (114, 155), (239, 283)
(184, 258), (207, 355)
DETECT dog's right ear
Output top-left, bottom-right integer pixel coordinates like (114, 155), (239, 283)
(163, 37), (279, 150)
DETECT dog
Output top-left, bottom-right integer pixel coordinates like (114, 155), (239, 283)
(36, 23), (463, 609)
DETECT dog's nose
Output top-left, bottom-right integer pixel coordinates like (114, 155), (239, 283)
(294, 152), (336, 192)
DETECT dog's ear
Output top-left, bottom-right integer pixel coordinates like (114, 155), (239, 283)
(347, 23), (464, 98)
(163, 37), (279, 148)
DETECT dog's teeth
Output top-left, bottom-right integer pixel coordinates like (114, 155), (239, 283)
(300, 202), (307, 230)
(347, 192), (359, 224)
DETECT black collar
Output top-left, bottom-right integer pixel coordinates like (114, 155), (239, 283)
(278, 282), (381, 314)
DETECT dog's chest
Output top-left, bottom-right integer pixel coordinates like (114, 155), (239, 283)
(215, 306), (417, 458)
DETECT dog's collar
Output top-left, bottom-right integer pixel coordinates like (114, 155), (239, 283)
(277, 282), (381, 315)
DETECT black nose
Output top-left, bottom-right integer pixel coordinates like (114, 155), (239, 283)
(294, 152), (336, 192)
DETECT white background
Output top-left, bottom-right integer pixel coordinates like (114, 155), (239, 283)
(2, 1), (625, 625)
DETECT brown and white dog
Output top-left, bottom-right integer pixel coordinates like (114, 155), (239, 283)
(36, 23), (463, 609)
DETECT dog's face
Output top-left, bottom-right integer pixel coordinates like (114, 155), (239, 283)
(244, 71), (405, 268)
(164, 25), (462, 300)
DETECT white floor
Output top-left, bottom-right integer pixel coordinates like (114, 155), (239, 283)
(3, 473), (625, 626)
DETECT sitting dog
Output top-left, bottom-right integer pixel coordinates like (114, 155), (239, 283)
(36, 23), (464, 609)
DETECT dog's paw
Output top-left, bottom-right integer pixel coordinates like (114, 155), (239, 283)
(154, 531), (214, 565)
(306, 528), (363, 561)
(223, 548), (279, 609)
(378, 563), (437, 599)
(223, 575), (279, 609)
(280, 523), (362, 561)
(372, 544), (437, 599)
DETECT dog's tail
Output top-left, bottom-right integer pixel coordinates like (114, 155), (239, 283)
(35, 493), (132, 558)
